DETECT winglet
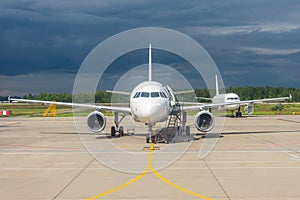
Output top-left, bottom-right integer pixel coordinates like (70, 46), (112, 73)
(148, 44), (152, 81)
(289, 94), (292, 101)
(8, 95), (11, 103)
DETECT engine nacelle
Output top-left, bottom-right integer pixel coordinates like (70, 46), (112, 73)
(87, 111), (106, 133)
(195, 111), (214, 132)
(244, 105), (254, 115)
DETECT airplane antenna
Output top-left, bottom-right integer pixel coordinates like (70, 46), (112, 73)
(148, 44), (152, 81)
(215, 74), (219, 96)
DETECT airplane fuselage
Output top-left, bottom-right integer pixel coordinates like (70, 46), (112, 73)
(130, 81), (171, 124)
(212, 93), (240, 110)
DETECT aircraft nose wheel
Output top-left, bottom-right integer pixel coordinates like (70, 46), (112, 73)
(146, 135), (156, 144)
(236, 106), (242, 117)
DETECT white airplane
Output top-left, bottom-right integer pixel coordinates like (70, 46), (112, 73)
(199, 75), (292, 117)
(10, 44), (291, 142)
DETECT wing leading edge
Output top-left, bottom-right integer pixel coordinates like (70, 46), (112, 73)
(10, 98), (132, 114)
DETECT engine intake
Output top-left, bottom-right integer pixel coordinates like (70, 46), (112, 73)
(244, 105), (254, 115)
(87, 111), (106, 133)
(195, 111), (214, 132)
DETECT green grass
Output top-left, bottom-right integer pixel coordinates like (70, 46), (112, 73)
(225, 103), (300, 116)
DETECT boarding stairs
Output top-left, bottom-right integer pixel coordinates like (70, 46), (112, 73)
(151, 100), (191, 143)
(152, 111), (180, 143)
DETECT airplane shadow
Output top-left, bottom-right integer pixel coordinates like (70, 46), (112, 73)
(222, 129), (300, 135)
(39, 131), (135, 140)
(194, 130), (300, 138)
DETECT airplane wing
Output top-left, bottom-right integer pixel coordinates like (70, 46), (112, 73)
(181, 94), (291, 112)
(173, 90), (195, 95)
(235, 95), (292, 105)
(181, 102), (237, 111)
(195, 97), (212, 101)
(10, 98), (132, 114)
(106, 90), (131, 95)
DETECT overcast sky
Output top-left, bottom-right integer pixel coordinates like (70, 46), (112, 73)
(1, 0), (300, 96)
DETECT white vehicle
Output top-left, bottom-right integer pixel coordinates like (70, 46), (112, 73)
(10, 45), (291, 141)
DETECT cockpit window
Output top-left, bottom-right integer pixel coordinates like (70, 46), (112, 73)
(141, 92), (150, 97)
(227, 97), (239, 101)
(133, 92), (140, 98)
(134, 91), (168, 98)
(151, 92), (160, 98)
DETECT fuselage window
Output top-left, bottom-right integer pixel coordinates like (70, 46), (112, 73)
(133, 92), (141, 98)
(160, 92), (168, 98)
(151, 92), (160, 98)
(141, 92), (150, 97)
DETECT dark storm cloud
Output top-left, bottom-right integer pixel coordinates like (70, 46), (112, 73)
(1, 0), (300, 95)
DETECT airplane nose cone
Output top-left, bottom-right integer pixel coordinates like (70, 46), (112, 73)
(133, 102), (167, 124)
(148, 104), (166, 123)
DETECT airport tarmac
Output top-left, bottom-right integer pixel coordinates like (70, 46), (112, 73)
(0, 115), (300, 200)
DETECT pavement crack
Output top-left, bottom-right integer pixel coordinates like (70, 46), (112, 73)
(203, 159), (231, 200)
(277, 119), (300, 124)
(51, 155), (97, 200)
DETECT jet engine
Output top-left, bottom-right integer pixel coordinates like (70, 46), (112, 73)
(195, 111), (214, 132)
(87, 111), (106, 133)
(244, 105), (254, 115)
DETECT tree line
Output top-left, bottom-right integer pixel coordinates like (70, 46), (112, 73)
(1, 86), (299, 103)
(24, 92), (112, 103)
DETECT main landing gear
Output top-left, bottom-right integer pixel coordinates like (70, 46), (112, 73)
(111, 112), (126, 137)
(111, 126), (124, 137)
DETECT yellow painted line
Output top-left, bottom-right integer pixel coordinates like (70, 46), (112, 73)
(86, 144), (154, 200)
(86, 170), (148, 200)
(151, 168), (212, 200)
(86, 143), (212, 200)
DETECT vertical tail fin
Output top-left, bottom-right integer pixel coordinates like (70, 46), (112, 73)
(215, 74), (219, 96)
(148, 44), (152, 81)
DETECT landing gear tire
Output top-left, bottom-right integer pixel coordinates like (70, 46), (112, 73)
(119, 126), (124, 137)
(152, 136), (156, 144)
(235, 112), (242, 117)
(111, 126), (116, 137)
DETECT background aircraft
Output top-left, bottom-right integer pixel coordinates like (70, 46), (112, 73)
(198, 75), (291, 117)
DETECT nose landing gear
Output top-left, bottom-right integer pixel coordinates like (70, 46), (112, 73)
(231, 106), (242, 118)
